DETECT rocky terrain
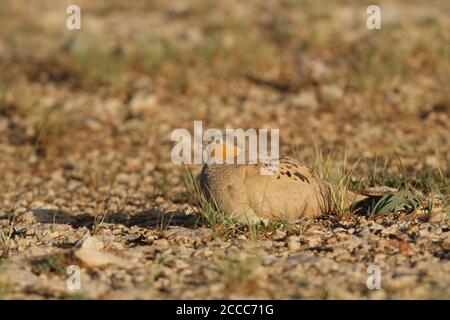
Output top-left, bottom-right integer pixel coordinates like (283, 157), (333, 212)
(0, 0), (449, 299)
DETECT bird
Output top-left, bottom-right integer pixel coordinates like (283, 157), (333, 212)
(199, 138), (335, 223)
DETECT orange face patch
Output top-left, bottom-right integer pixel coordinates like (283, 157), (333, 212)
(210, 141), (241, 162)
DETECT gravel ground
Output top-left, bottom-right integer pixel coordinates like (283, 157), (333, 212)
(0, 0), (449, 299)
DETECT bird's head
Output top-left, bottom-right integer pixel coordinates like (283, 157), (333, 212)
(204, 137), (242, 163)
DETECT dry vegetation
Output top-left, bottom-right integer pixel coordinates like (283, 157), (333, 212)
(0, 0), (449, 299)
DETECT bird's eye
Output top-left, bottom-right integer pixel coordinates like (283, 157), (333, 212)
(215, 138), (221, 144)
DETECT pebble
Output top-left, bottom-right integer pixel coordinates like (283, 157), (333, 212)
(287, 236), (301, 250)
(76, 236), (105, 250)
(74, 248), (129, 268)
(152, 239), (170, 252)
(290, 91), (318, 109)
(163, 228), (212, 244)
(273, 230), (286, 241)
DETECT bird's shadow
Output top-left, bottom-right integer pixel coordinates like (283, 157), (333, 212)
(26, 207), (198, 229)
(15, 195), (388, 231)
(348, 195), (385, 216)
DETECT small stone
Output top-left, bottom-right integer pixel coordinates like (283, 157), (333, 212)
(382, 226), (398, 237)
(124, 233), (141, 242)
(419, 229), (430, 238)
(129, 91), (158, 114)
(163, 227), (212, 244)
(116, 173), (132, 184)
(320, 84), (343, 103)
(273, 230), (286, 241)
(49, 231), (61, 239)
(194, 248), (214, 259)
(18, 211), (42, 224)
(287, 236), (301, 250)
(0, 267), (40, 287)
(333, 227), (347, 234)
(19, 209), (76, 224)
(419, 223), (439, 233)
(258, 240), (273, 249)
(145, 233), (156, 242)
(287, 252), (335, 267)
(102, 98), (123, 117)
(358, 229), (371, 238)
(425, 155), (440, 168)
(13, 224), (29, 234)
(76, 236), (104, 250)
(74, 248), (129, 268)
(363, 186), (398, 195)
(110, 242), (125, 250)
(153, 238), (170, 252)
(155, 196), (165, 204)
(290, 91), (318, 109)
(308, 237), (322, 247)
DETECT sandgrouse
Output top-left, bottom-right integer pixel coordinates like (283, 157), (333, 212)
(199, 139), (335, 223)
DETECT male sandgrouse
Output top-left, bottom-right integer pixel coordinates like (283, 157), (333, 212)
(199, 139), (334, 223)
